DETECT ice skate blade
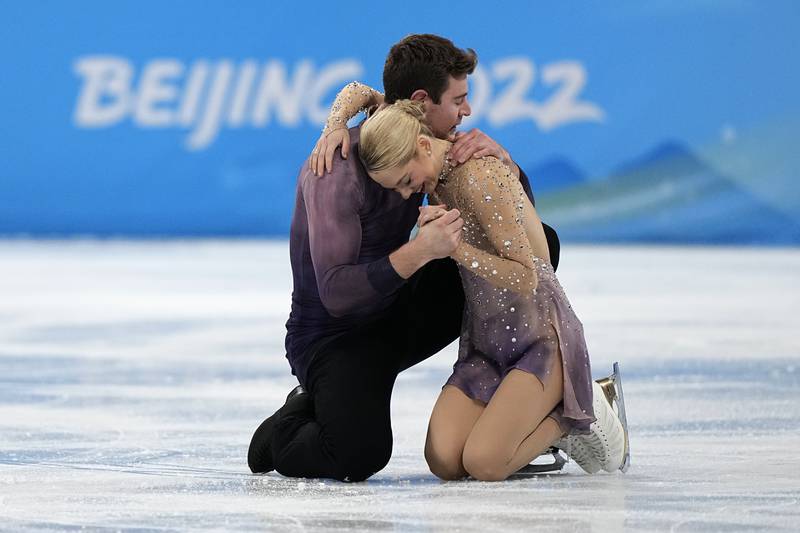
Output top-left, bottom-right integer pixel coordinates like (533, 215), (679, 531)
(596, 362), (630, 472)
(517, 448), (566, 474)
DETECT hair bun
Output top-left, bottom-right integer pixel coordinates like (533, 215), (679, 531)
(392, 99), (426, 123)
(359, 98), (432, 172)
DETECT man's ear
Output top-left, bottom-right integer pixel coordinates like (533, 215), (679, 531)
(409, 89), (428, 102)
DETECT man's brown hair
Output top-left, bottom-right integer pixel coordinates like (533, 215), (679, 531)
(383, 34), (477, 105)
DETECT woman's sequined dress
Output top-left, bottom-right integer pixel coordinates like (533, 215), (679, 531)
(434, 156), (595, 434)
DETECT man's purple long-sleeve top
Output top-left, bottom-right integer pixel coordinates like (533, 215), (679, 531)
(284, 127), (422, 383)
(284, 126), (537, 385)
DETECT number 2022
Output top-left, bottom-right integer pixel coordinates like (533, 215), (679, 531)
(467, 58), (605, 131)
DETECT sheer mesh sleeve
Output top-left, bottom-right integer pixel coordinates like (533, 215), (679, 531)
(322, 82), (384, 136)
(450, 157), (539, 295)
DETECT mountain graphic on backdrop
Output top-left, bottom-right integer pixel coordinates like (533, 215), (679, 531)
(531, 141), (800, 244)
(526, 157), (587, 194)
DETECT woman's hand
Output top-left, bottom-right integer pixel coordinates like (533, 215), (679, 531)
(309, 128), (350, 176)
(417, 204), (448, 227)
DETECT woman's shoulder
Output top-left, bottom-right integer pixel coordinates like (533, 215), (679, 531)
(452, 156), (516, 193)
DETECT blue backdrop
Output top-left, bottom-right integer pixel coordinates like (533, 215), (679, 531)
(2, 1), (799, 243)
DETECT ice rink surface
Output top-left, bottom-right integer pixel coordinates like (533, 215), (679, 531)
(1, 241), (798, 532)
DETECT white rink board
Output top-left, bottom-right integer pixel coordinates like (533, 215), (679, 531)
(1, 241), (798, 532)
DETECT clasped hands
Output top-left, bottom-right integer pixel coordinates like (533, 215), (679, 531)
(414, 204), (463, 259)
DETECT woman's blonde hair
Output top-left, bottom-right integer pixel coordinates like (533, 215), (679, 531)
(359, 100), (433, 173)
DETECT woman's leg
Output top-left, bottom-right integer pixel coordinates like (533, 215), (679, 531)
(424, 385), (485, 480)
(461, 356), (564, 481)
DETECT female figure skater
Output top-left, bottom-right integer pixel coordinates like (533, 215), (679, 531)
(354, 100), (629, 480)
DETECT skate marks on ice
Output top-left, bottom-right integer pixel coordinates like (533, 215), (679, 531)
(1, 241), (799, 531)
(5, 355), (795, 531)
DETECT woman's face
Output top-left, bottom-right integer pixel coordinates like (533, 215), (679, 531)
(369, 149), (437, 200)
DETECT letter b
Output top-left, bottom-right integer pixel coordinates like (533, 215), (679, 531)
(73, 56), (132, 127)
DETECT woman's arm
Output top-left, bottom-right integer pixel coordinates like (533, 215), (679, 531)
(322, 81), (384, 135)
(309, 82), (384, 175)
(450, 157), (539, 294)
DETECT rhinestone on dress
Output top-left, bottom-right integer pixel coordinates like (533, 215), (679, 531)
(437, 149), (454, 185)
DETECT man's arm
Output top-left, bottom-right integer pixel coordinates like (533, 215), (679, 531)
(303, 158), (462, 317)
(389, 209), (463, 279)
(303, 161), (400, 317)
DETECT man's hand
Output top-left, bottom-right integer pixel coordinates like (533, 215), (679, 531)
(308, 128), (350, 176)
(414, 208), (463, 260)
(449, 128), (519, 177)
(389, 208), (463, 279)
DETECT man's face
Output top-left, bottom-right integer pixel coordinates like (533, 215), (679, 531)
(423, 75), (471, 139)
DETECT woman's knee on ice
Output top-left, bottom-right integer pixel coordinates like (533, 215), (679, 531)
(461, 440), (511, 482)
(424, 437), (466, 480)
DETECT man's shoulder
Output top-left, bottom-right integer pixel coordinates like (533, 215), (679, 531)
(348, 123), (362, 144)
(299, 157), (366, 209)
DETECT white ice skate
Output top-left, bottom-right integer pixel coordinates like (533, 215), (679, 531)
(555, 362), (631, 474)
(554, 431), (603, 474)
(595, 362), (630, 472)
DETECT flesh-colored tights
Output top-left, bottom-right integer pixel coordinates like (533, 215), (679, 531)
(425, 355), (564, 481)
